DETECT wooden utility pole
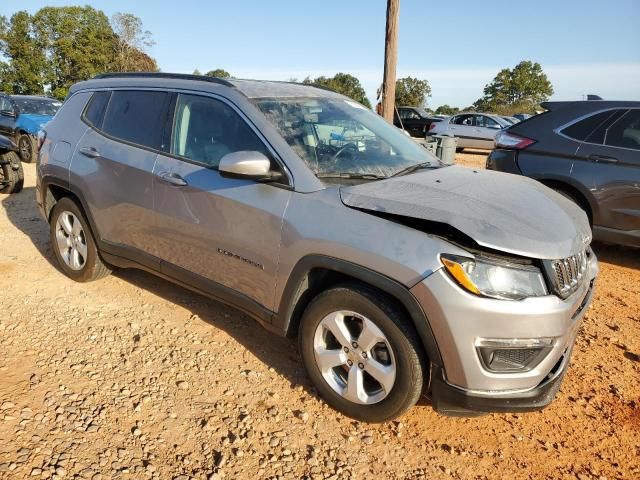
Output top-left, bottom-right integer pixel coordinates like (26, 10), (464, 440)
(381, 0), (399, 123)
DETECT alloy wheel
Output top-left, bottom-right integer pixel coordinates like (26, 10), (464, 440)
(55, 211), (87, 271)
(313, 310), (396, 405)
(19, 137), (32, 161)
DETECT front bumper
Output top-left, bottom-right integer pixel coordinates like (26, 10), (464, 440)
(411, 252), (597, 415)
(428, 345), (572, 416)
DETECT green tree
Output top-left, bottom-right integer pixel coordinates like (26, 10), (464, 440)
(435, 104), (459, 115)
(394, 77), (431, 107)
(33, 6), (118, 99)
(303, 73), (371, 108)
(205, 68), (231, 78)
(0, 11), (47, 94)
(474, 61), (553, 114)
(111, 12), (157, 72)
(192, 69), (202, 75)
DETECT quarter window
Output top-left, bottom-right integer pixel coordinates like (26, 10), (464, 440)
(101, 90), (171, 150)
(83, 91), (111, 129)
(171, 94), (271, 168)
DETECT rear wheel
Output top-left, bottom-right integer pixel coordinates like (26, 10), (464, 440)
(17, 134), (36, 163)
(299, 285), (426, 422)
(0, 151), (24, 194)
(49, 197), (111, 282)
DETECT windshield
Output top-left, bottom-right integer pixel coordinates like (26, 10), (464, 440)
(414, 107), (430, 118)
(13, 97), (61, 116)
(254, 97), (439, 180)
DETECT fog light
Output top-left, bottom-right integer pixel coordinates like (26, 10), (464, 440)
(476, 338), (553, 372)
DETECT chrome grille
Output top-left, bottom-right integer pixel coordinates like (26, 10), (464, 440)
(544, 250), (588, 299)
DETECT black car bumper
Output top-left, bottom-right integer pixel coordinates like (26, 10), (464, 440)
(486, 149), (522, 175)
(428, 348), (571, 416)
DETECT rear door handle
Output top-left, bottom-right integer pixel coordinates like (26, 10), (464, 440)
(588, 154), (618, 164)
(157, 171), (188, 186)
(79, 146), (100, 158)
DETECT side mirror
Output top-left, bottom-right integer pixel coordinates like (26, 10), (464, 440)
(0, 109), (16, 118)
(218, 151), (282, 182)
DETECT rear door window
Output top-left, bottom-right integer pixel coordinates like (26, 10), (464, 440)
(454, 114), (473, 125)
(602, 109), (640, 150)
(561, 110), (621, 142)
(101, 90), (171, 150)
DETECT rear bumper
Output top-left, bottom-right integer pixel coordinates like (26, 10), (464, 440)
(486, 149), (522, 174)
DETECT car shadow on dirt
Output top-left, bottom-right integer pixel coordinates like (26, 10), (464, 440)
(112, 266), (433, 407)
(591, 242), (640, 270)
(0, 187), (59, 269)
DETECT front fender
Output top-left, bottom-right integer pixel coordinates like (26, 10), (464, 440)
(0, 134), (17, 152)
(273, 254), (444, 368)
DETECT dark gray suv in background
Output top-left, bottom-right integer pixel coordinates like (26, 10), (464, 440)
(37, 73), (598, 422)
(488, 101), (640, 248)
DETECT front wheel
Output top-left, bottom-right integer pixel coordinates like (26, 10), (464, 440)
(0, 151), (24, 194)
(299, 285), (426, 422)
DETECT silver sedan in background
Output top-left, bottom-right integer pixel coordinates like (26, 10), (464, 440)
(429, 113), (511, 151)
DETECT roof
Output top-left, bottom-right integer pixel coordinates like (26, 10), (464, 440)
(11, 95), (58, 101)
(78, 72), (342, 100)
(541, 100), (640, 111)
(228, 78), (342, 99)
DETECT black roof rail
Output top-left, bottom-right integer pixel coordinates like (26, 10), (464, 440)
(92, 72), (235, 88)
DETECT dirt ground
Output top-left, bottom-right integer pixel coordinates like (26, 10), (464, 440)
(1, 156), (638, 480)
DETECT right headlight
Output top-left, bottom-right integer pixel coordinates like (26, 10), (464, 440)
(440, 254), (548, 301)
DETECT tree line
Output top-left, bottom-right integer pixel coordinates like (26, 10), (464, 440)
(193, 62), (553, 116)
(1, 6), (553, 113)
(0, 6), (157, 99)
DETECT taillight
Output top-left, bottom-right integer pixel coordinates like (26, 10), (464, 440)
(428, 123), (437, 131)
(495, 131), (535, 150)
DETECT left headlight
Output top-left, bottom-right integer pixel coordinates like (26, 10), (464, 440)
(440, 254), (548, 300)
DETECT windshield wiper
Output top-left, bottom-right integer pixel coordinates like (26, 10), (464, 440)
(390, 162), (438, 178)
(316, 172), (387, 180)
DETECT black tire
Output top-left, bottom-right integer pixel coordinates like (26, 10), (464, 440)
(299, 284), (426, 422)
(456, 147), (464, 153)
(17, 134), (37, 163)
(49, 197), (111, 282)
(0, 151), (24, 194)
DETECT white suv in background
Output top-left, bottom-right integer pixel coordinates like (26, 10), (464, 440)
(429, 113), (511, 151)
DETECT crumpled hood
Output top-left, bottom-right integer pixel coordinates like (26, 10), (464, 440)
(16, 114), (53, 134)
(340, 166), (591, 260)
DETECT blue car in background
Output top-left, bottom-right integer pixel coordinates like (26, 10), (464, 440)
(0, 94), (62, 163)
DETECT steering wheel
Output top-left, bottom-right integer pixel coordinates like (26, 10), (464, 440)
(331, 142), (359, 162)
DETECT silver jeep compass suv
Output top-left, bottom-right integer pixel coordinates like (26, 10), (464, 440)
(36, 73), (598, 422)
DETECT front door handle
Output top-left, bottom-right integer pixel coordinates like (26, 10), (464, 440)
(588, 154), (618, 164)
(79, 147), (100, 158)
(157, 171), (188, 186)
